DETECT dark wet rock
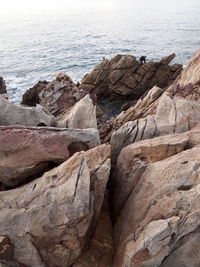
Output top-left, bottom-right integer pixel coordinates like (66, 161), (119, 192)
(0, 77), (7, 94)
(22, 73), (82, 116)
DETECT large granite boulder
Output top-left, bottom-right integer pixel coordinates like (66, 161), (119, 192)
(80, 54), (182, 101)
(113, 127), (200, 266)
(0, 95), (55, 127)
(0, 126), (100, 187)
(22, 73), (83, 115)
(57, 94), (97, 129)
(112, 126), (200, 218)
(0, 145), (110, 267)
(0, 77), (6, 94)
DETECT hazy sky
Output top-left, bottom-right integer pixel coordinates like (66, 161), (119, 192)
(0, 0), (113, 9)
(1, 0), (199, 10)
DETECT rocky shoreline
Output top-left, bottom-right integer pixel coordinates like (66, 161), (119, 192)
(0, 50), (200, 266)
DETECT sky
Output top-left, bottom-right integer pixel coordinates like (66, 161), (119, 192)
(1, 0), (73, 8)
(1, 0), (199, 10)
(0, 0), (113, 9)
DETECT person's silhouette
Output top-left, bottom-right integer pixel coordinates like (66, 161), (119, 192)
(139, 56), (146, 64)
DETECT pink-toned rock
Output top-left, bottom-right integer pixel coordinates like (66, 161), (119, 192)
(0, 145), (111, 266)
(0, 126), (100, 187)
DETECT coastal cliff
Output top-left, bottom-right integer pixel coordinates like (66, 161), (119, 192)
(0, 51), (200, 266)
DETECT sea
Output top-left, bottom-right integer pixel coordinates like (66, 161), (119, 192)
(0, 0), (200, 103)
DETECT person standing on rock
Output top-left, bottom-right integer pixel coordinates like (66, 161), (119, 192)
(140, 56), (147, 64)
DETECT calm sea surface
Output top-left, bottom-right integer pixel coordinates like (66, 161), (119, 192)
(0, 0), (200, 102)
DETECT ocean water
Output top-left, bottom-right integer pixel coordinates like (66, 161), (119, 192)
(0, 0), (200, 103)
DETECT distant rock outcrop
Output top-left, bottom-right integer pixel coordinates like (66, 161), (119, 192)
(80, 53), (182, 101)
(22, 73), (83, 115)
(0, 77), (6, 94)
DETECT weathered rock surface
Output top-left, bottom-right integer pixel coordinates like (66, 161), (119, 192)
(73, 191), (114, 267)
(57, 94), (97, 129)
(0, 77), (6, 94)
(0, 144), (111, 266)
(80, 54), (182, 101)
(0, 126), (100, 187)
(113, 127), (200, 266)
(22, 73), (82, 115)
(0, 95), (55, 127)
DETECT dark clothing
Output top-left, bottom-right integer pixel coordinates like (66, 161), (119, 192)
(140, 56), (146, 63)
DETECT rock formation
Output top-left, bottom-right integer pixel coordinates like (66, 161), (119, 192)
(0, 145), (111, 266)
(0, 126), (100, 187)
(0, 95), (55, 127)
(22, 73), (83, 115)
(21, 80), (48, 106)
(80, 53), (182, 101)
(57, 94), (97, 129)
(1, 50), (200, 266)
(0, 77), (6, 94)
(102, 50), (200, 143)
